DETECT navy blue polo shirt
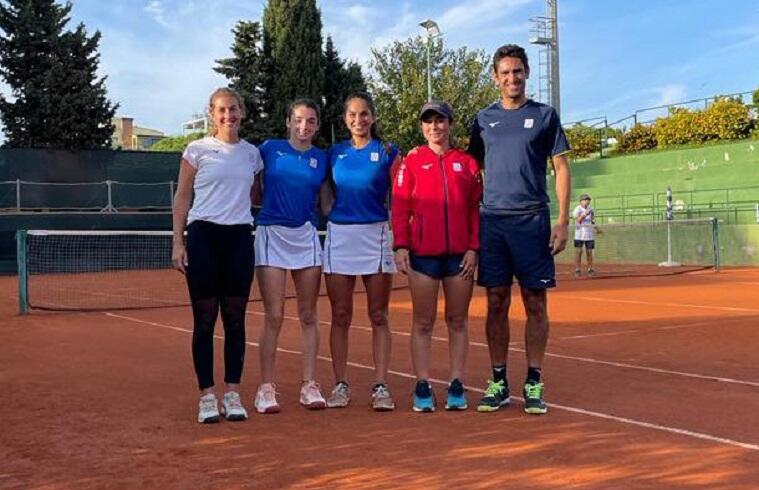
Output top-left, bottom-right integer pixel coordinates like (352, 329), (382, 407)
(468, 99), (570, 215)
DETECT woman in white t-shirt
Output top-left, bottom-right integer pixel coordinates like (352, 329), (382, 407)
(172, 88), (263, 424)
(573, 193), (596, 277)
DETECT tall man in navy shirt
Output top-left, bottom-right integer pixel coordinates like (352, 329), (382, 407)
(468, 44), (571, 415)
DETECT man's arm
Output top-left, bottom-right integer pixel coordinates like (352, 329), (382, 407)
(550, 152), (571, 255)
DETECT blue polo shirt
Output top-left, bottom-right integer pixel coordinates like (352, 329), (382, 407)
(256, 139), (328, 227)
(468, 99), (570, 215)
(327, 139), (399, 224)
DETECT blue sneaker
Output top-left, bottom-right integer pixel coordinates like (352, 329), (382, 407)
(412, 379), (435, 412)
(445, 378), (468, 410)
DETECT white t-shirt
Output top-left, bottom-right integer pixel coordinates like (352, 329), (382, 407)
(182, 136), (263, 226)
(573, 205), (595, 241)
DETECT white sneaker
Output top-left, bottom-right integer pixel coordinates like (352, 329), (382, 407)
(326, 381), (351, 408)
(198, 393), (220, 424)
(254, 383), (280, 414)
(221, 391), (248, 421)
(300, 380), (327, 410)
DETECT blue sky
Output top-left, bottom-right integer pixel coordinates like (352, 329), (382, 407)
(8, 0), (758, 136)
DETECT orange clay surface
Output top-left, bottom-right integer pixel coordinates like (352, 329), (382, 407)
(1, 267), (758, 489)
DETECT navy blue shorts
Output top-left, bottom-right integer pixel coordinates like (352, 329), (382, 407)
(478, 212), (555, 289)
(410, 253), (464, 280)
(574, 239), (595, 250)
(186, 220), (255, 300)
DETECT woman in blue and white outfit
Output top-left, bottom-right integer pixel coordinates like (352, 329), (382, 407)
(172, 87), (263, 424)
(253, 99), (329, 413)
(323, 92), (400, 411)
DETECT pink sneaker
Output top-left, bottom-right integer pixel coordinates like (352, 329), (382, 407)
(300, 380), (327, 410)
(254, 383), (280, 414)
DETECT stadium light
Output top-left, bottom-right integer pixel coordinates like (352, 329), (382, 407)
(419, 19), (441, 101)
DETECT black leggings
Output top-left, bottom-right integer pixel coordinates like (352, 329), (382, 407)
(185, 220), (254, 390)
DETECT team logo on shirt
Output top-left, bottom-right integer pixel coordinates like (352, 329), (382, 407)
(488, 121), (501, 128)
(337, 153), (347, 159)
(370, 152), (380, 162)
(452, 162), (462, 172)
(524, 118), (534, 129)
(276, 150), (286, 157)
(309, 157), (318, 168)
(421, 163), (433, 170)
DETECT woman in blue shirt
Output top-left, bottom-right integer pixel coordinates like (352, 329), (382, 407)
(253, 99), (329, 414)
(322, 92), (401, 411)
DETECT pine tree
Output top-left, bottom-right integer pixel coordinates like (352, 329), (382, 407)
(214, 20), (268, 143)
(262, 0), (324, 138)
(321, 35), (366, 144)
(0, 0), (117, 149)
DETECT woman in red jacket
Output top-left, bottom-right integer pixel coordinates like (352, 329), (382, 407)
(392, 100), (482, 412)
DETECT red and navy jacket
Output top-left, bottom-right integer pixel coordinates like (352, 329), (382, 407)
(391, 145), (482, 256)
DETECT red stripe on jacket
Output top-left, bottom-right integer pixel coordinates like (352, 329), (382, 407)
(391, 145), (482, 256)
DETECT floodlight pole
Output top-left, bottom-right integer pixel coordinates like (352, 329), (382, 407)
(426, 38), (432, 101)
(420, 19), (441, 101)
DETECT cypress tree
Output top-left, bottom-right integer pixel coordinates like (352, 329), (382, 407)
(214, 20), (268, 143)
(321, 35), (366, 144)
(262, 0), (324, 138)
(0, 0), (117, 149)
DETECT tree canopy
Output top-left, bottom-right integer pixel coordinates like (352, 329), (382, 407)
(0, 0), (117, 149)
(368, 36), (498, 152)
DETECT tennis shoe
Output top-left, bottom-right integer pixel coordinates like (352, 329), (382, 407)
(300, 380), (327, 410)
(197, 393), (220, 424)
(326, 381), (351, 408)
(412, 379), (435, 412)
(254, 383), (281, 414)
(574, 268), (581, 277)
(587, 268), (596, 277)
(220, 391), (248, 421)
(523, 381), (548, 415)
(445, 378), (468, 411)
(476, 379), (510, 412)
(371, 383), (395, 411)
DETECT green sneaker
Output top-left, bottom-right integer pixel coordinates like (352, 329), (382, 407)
(523, 381), (548, 414)
(476, 379), (510, 412)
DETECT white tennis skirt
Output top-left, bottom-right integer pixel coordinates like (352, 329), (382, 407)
(322, 221), (397, 275)
(254, 222), (322, 269)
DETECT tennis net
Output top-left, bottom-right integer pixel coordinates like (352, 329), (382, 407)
(16, 229), (408, 313)
(556, 218), (720, 278)
(16, 219), (719, 312)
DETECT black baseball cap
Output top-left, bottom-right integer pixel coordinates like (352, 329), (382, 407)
(579, 193), (592, 201)
(419, 100), (454, 121)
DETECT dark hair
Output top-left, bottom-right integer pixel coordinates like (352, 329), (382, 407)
(287, 98), (321, 124)
(343, 91), (381, 140)
(492, 44), (529, 73)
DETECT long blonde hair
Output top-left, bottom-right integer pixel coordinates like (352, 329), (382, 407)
(208, 87), (246, 136)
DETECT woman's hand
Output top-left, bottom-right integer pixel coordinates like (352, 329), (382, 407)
(458, 250), (478, 280)
(172, 242), (188, 274)
(394, 248), (410, 275)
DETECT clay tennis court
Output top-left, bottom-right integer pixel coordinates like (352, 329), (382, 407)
(2, 266), (758, 489)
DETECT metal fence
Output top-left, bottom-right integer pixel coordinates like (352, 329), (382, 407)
(552, 185), (759, 225)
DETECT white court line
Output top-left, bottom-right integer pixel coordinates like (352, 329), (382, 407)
(561, 295), (759, 313)
(556, 319), (717, 339)
(244, 310), (759, 388)
(104, 311), (759, 452)
(557, 329), (644, 340)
